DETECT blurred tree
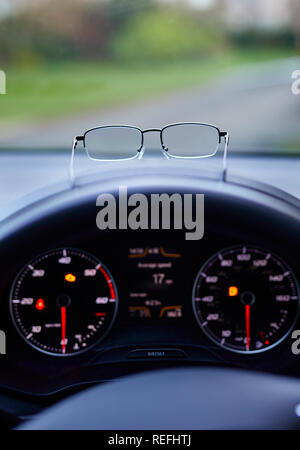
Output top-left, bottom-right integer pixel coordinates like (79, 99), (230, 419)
(22, 0), (112, 60)
(0, 12), (77, 66)
(229, 27), (296, 50)
(111, 6), (228, 63)
(0, 0), (228, 66)
(290, 0), (300, 53)
(107, 0), (156, 27)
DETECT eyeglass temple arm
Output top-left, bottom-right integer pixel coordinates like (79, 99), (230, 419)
(69, 135), (83, 184)
(220, 131), (229, 182)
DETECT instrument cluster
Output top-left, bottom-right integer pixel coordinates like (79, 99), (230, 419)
(9, 242), (300, 358)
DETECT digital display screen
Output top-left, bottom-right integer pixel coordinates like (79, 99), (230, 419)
(127, 246), (184, 320)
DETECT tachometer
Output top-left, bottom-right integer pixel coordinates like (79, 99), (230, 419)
(10, 248), (118, 356)
(192, 246), (299, 353)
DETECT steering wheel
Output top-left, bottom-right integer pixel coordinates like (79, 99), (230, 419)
(18, 367), (300, 429)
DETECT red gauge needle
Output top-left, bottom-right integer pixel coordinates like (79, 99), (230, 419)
(245, 304), (250, 351)
(61, 306), (66, 354)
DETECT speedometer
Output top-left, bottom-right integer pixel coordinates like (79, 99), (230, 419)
(10, 248), (118, 356)
(192, 246), (299, 353)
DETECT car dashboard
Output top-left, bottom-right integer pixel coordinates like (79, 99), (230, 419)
(0, 159), (299, 414)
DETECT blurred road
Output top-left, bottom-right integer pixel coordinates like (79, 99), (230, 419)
(0, 57), (299, 150)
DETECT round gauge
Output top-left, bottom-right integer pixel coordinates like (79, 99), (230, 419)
(10, 248), (118, 356)
(192, 246), (299, 354)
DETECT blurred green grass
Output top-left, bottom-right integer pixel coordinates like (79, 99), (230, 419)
(0, 49), (296, 124)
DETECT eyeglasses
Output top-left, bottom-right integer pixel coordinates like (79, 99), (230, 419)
(70, 122), (229, 182)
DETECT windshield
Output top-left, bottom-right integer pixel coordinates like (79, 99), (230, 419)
(0, 0), (299, 153)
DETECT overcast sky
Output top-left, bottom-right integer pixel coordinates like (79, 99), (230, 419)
(187, 0), (215, 7)
(161, 0), (215, 8)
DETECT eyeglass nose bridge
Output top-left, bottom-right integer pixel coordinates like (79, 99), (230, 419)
(141, 128), (169, 152)
(142, 128), (161, 133)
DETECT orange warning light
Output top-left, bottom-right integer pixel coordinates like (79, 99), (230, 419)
(65, 273), (76, 283)
(229, 286), (239, 297)
(35, 298), (45, 310)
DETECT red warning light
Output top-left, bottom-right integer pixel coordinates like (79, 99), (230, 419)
(35, 298), (45, 310)
(229, 286), (239, 297)
(65, 273), (76, 283)
(265, 340), (270, 345)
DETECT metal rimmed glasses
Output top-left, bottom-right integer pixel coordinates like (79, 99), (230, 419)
(70, 122), (229, 183)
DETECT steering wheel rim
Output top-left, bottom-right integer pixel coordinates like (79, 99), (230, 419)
(18, 367), (300, 430)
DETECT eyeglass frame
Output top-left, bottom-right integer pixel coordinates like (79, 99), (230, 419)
(70, 122), (229, 183)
